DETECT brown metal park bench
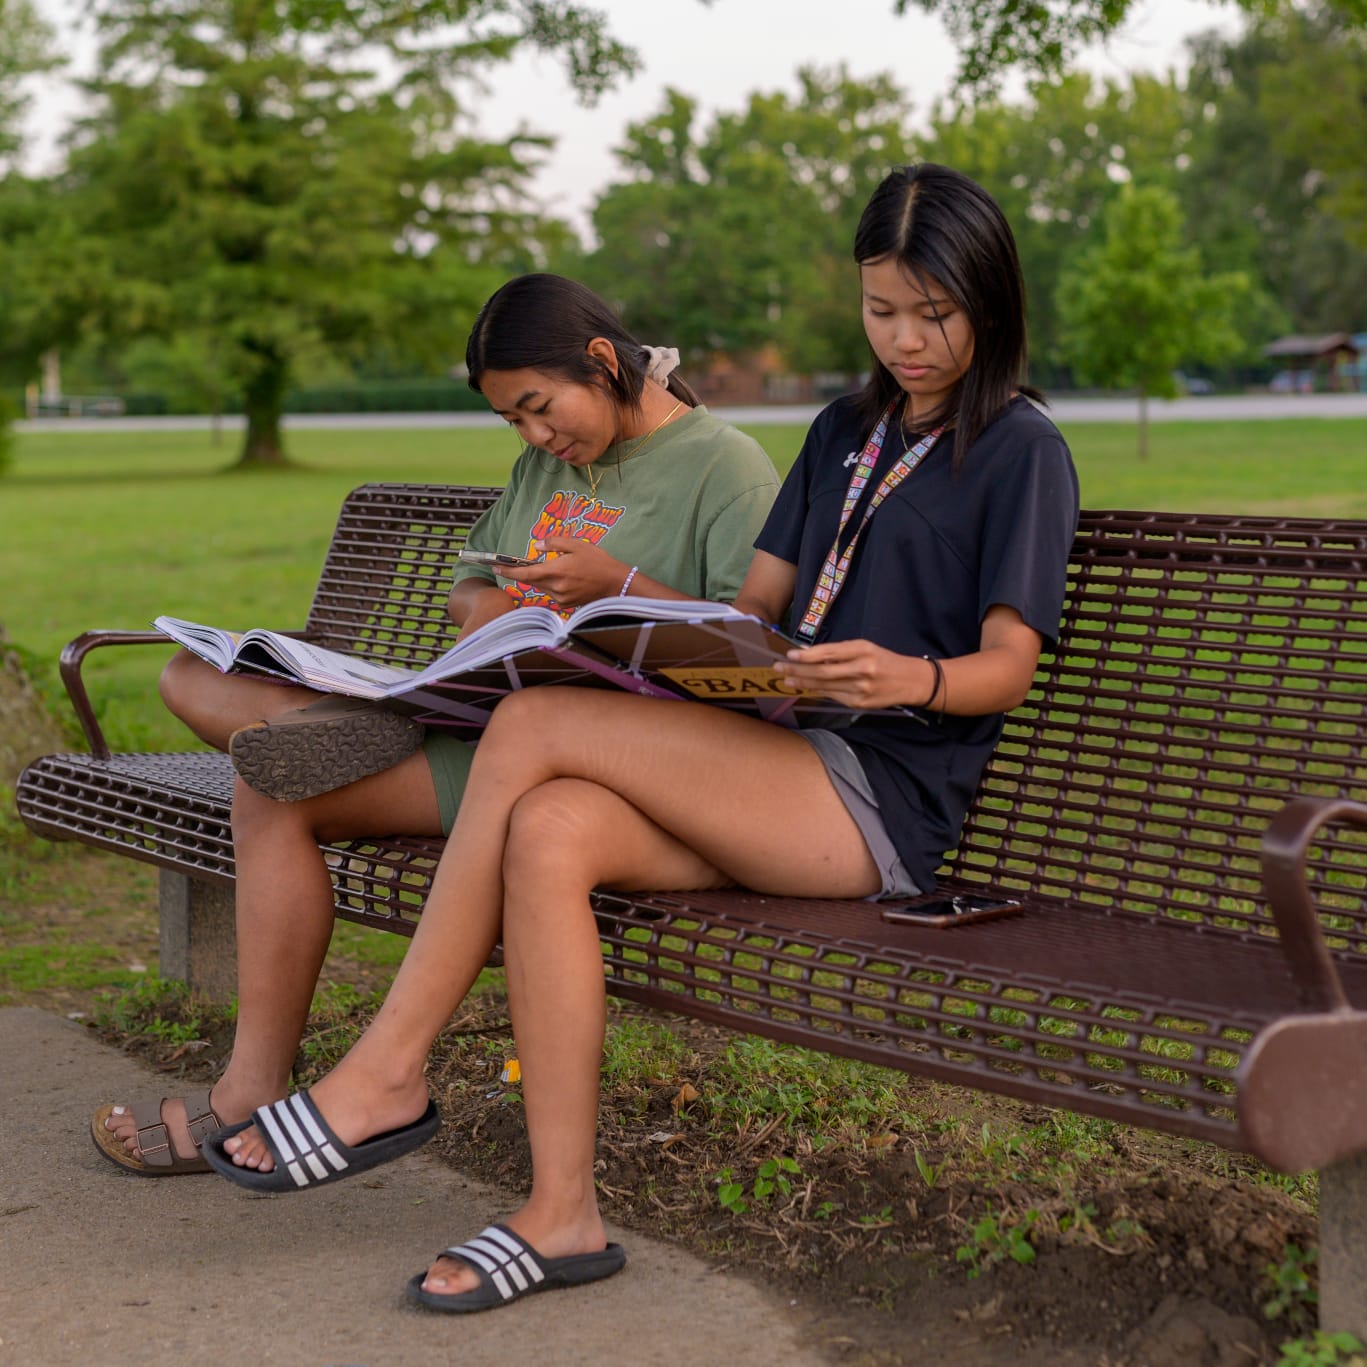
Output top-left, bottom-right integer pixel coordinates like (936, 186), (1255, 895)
(15, 482), (1367, 1331)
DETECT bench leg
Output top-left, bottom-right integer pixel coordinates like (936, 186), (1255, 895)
(158, 870), (238, 1001)
(1319, 1151), (1367, 1339)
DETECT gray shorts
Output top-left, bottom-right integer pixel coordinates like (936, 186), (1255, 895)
(797, 729), (923, 900)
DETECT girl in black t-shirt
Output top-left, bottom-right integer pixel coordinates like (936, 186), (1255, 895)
(203, 166), (1080, 1314)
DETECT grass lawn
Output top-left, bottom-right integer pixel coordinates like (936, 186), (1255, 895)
(5, 415), (1366, 751)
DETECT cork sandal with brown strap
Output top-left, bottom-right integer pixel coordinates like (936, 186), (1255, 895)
(90, 1089), (223, 1176)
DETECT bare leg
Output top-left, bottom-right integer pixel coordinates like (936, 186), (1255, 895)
(423, 776), (736, 1295)
(220, 688), (880, 1175)
(159, 649), (321, 751)
(103, 748), (443, 1160)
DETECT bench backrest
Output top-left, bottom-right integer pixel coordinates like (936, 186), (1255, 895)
(305, 482), (501, 667)
(308, 487), (1367, 951)
(953, 510), (1367, 950)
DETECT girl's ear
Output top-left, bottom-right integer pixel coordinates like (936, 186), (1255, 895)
(585, 336), (620, 378)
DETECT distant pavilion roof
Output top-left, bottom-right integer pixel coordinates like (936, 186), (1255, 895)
(1263, 332), (1359, 360)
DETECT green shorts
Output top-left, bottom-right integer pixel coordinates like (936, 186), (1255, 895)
(422, 731), (477, 835)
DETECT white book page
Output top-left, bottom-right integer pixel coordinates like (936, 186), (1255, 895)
(152, 615), (242, 672)
(387, 606), (568, 691)
(239, 632), (420, 699)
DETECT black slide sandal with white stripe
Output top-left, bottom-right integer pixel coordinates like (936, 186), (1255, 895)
(405, 1224), (627, 1313)
(202, 1089), (439, 1192)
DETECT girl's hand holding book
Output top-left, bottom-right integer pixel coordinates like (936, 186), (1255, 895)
(774, 639), (934, 711)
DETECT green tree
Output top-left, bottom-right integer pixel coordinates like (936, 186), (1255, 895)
(1180, 18), (1367, 337)
(60, 0), (638, 467)
(0, 0), (54, 167)
(1056, 184), (1248, 457)
(1257, 7), (1367, 252)
(0, 0), (61, 472)
(890, 0), (1367, 92)
(584, 68), (913, 375)
(921, 71), (1203, 383)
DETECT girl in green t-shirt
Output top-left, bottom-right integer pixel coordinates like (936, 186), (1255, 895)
(92, 274), (778, 1178)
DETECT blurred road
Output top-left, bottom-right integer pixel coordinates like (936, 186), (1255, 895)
(15, 392), (1367, 435)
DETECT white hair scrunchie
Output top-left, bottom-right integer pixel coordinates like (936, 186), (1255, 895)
(643, 345), (681, 383)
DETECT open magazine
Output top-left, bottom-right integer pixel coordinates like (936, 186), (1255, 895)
(153, 597), (926, 730)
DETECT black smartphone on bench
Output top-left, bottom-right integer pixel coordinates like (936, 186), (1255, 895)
(880, 894), (1023, 928)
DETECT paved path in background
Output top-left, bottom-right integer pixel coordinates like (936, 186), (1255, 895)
(0, 1006), (831, 1367)
(15, 393), (1367, 435)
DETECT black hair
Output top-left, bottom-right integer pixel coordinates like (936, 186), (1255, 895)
(466, 273), (699, 412)
(851, 163), (1040, 465)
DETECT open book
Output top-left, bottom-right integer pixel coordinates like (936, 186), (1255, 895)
(154, 597), (925, 731)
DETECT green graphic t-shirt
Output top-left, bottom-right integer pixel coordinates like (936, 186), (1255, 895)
(451, 405), (780, 611)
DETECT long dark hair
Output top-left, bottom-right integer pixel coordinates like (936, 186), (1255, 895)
(466, 273), (699, 413)
(851, 164), (1040, 464)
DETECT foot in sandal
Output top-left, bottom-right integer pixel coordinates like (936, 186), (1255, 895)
(92, 1089), (239, 1176)
(407, 1220), (625, 1313)
(203, 1060), (436, 1190)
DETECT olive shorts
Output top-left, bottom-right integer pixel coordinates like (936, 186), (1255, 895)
(421, 731), (477, 835)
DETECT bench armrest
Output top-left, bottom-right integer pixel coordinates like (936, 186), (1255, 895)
(60, 631), (174, 760)
(1261, 796), (1367, 1012)
(59, 627), (315, 759)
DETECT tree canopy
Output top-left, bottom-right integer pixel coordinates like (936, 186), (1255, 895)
(578, 68), (912, 374)
(0, 0), (54, 167)
(53, 0), (640, 465)
(894, 0), (1367, 90)
(5, 0), (1366, 439)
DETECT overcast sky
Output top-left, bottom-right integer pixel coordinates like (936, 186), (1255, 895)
(24, 0), (1239, 237)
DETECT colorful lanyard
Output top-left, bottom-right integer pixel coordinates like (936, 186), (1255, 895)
(796, 400), (943, 643)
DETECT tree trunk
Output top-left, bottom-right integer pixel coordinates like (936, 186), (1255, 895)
(1137, 391), (1150, 461)
(235, 351), (290, 467)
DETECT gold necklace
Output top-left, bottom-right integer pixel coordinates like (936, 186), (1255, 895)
(586, 400), (685, 497)
(900, 399), (919, 449)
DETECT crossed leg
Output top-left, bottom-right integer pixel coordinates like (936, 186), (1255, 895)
(213, 687), (882, 1296)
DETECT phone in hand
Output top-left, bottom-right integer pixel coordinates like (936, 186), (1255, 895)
(880, 893), (1023, 928)
(458, 549), (542, 568)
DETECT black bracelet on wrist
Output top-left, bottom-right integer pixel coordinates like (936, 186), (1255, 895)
(921, 654), (944, 711)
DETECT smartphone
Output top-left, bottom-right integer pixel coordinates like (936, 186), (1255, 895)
(458, 549), (541, 568)
(880, 893), (1023, 928)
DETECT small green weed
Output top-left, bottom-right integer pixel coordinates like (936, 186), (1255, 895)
(1263, 1244), (1319, 1329)
(956, 1206), (1039, 1278)
(913, 1147), (946, 1189)
(714, 1156), (803, 1215)
(1276, 1329), (1366, 1367)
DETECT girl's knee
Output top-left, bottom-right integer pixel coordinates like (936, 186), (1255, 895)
(483, 687), (565, 744)
(230, 776), (303, 843)
(501, 782), (602, 892)
(158, 649), (202, 716)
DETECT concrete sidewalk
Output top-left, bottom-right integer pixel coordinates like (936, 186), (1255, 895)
(0, 1007), (830, 1367)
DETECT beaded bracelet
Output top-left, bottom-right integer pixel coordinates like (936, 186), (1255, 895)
(921, 654), (944, 710)
(619, 565), (640, 597)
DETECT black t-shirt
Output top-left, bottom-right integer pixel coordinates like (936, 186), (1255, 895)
(756, 394), (1080, 890)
